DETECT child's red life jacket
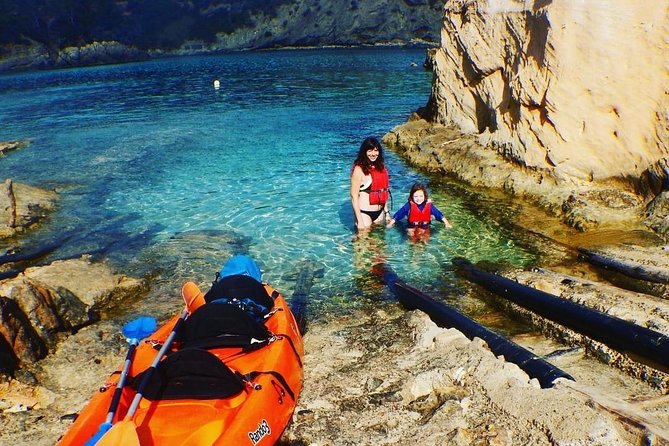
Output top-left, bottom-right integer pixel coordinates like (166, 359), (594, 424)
(368, 167), (389, 205)
(408, 200), (432, 227)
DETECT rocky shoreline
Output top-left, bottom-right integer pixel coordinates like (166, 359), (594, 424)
(284, 308), (669, 445)
(0, 1), (443, 74)
(2, 136), (669, 444)
(383, 116), (669, 239)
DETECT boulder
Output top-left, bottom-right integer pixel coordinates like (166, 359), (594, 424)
(0, 256), (146, 370)
(0, 180), (57, 238)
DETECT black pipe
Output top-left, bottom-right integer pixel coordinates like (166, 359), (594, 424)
(382, 267), (574, 388)
(0, 269), (21, 281)
(289, 259), (323, 335)
(454, 258), (669, 373)
(579, 248), (669, 284)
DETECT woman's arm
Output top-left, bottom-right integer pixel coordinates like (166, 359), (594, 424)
(350, 166), (368, 229)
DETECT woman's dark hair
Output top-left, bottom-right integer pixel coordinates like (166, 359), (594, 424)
(353, 137), (384, 175)
(408, 183), (428, 202)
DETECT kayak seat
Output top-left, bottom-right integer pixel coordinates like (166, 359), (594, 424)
(179, 301), (272, 350)
(204, 274), (274, 320)
(133, 348), (245, 401)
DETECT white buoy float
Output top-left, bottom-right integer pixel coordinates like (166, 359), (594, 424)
(213, 79), (220, 90)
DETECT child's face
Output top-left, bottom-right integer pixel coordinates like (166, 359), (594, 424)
(412, 190), (425, 205)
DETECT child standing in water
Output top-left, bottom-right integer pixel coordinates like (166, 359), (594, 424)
(387, 183), (452, 229)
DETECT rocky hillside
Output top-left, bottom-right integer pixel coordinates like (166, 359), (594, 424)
(0, 0), (444, 72)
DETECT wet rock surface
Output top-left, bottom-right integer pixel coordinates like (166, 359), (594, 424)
(383, 118), (662, 235)
(0, 177), (56, 239)
(0, 141), (29, 157)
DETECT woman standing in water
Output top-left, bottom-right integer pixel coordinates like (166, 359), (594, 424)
(350, 137), (391, 231)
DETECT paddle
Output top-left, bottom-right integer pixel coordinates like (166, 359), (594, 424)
(83, 317), (157, 446)
(96, 309), (189, 446)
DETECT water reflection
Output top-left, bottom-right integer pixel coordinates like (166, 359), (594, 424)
(352, 230), (389, 300)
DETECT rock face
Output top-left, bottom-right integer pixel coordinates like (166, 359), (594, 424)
(205, 0), (444, 51)
(0, 257), (146, 374)
(386, 0), (669, 236)
(54, 42), (148, 70)
(0, 42), (148, 72)
(431, 0), (669, 183)
(0, 179), (56, 238)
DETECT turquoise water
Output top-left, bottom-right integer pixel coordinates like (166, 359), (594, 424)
(0, 48), (536, 319)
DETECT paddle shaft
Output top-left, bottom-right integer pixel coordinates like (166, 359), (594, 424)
(104, 340), (139, 424)
(125, 310), (188, 418)
(83, 317), (157, 446)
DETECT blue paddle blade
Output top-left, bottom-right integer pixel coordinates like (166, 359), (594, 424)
(84, 421), (112, 446)
(122, 317), (157, 341)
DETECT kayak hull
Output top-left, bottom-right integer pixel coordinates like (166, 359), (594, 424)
(58, 288), (303, 446)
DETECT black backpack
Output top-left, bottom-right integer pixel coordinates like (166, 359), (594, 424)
(204, 274), (274, 321)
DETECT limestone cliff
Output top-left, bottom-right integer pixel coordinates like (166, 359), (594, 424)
(387, 0), (669, 236)
(432, 0), (669, 181)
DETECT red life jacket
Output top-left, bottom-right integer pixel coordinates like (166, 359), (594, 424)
(408, 200), (432, 227)
(368, 167), (389, 205)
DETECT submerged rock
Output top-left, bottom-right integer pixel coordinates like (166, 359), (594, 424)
(0, 140), (29, 157)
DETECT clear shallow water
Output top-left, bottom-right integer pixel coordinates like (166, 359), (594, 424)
(0, 48), (537, 320)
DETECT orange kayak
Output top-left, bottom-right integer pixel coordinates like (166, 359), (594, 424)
(58, 279), (304, 446)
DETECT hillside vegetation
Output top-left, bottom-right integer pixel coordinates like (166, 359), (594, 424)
(0, 0), (444, 70)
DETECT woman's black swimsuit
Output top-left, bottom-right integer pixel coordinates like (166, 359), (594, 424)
(360, 209), (383, 221)
(359, 175), (383, 221)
